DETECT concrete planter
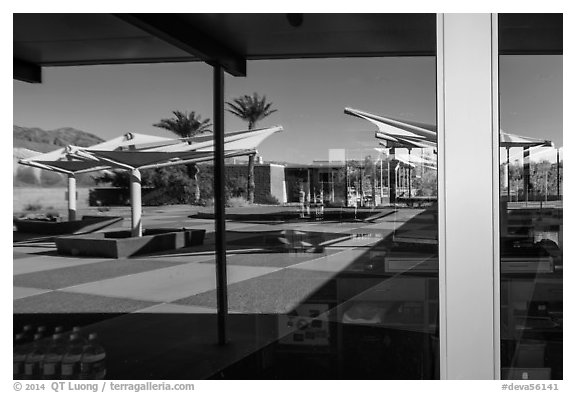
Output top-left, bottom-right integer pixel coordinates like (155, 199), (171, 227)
(13, 215), (123, 235)
(55, 228), (205, 258)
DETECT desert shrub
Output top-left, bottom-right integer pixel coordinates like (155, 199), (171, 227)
(45, 210), (60, 220)
(93, 170), (154, 188)
(148, 167), (196, 205)
(260, 193), (280, 205)
(94, 167), (197, 205)
(92, 164), (255, 206)
(24, 202), (43, 211)
(225, 175), (247, 199)
(198, 198), (214, 208)
(226, 196), (250, 208)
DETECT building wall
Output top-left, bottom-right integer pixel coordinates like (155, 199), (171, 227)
(205, 163), (286, 204)
(269, 164), (286, 203)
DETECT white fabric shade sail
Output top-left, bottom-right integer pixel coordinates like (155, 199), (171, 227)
(20, 126), (282, 172)
(67, 126), (283, 170)
(345, 107), (437, 150)
(19, 146), (112, 175)
(347, 107), (555, 203)
(345, 107), (552, 150)
(499, 132), (553, 149)
(18, 126), (283, 230)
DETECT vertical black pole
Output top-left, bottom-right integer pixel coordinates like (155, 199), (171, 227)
(389, 148), (396, 203)
(213, 64), (228, 345)
(523, 146), (530, 202)
(345, 159), (349, 207)
(556, 148), (560, 200)
(408, 149), (412, 206)
(507, 148), (511, 202)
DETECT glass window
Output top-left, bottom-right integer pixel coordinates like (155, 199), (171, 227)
(206, 56), (439, 379)
(498, 53), (562, 380)
(13, 14), (440, 380)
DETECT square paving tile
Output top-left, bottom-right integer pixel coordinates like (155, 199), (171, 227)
(134, 303), (222, 314)
(13, 255), (111, 275)
(200, 249), (338, 268)
(287, 249), (369, 272)
(14, 258), (188, 290)
(64, 263), (280, 302)
(13, 245), (57, 255)
(14, 287), (51, 300)
(173, 269), (337, 314)
(13, 291), (158, 314)
(141, 253), (215, 264)
(327, 235), (383, 248)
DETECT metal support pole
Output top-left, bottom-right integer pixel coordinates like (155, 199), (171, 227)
(394, 163), (400, 207)
(331, 169), (335, 202)
(387, 154), (390, 188)
(523, 146), (530, 202)
(408, 149), (412, 205)
(389, 148), (396, 203)
(306, 168), (311, 216)
(557, 148), (561, 200)
(380, 155), (383, 199)
(506, 148), (510, 202)
(213, 65), (228, 345)
(345, 155), (349, 207)
(130, 168), (142, 237)
(67, 173), (77, 221)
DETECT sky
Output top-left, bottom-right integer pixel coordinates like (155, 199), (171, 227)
(13, 55), (562, 164)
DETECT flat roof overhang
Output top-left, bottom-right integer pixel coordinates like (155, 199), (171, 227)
(14, 13), (439, 82)
(13, 13), (562, 84)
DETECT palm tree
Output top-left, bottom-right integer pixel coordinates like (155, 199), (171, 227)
(226, 93), (277, 203)
(153, 110), (212, 203)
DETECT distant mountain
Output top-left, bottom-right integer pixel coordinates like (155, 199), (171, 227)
(13, 125), (104, 151)
(13, 125), (105, 187)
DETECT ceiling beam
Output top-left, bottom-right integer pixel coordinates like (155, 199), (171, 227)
(115, 14), (246, 77)
(14, 58), (42, 83)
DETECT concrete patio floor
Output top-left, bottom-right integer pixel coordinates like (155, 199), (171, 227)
(14, 205), (428, 315)
(13, 204), (437, 379)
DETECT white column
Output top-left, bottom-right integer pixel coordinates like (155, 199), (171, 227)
(437, 13), (499, 379)
(67, 173), (77, 221)
(130, 168), (142, 237)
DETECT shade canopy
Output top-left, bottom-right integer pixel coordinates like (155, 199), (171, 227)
(500, 132), (553, 148)
(345, 107), (553, 150)
(20, 126), (283, 173)
(74, 126), (283, 170)
(345, 107), (437, 150)
(19, 145), (111, 175)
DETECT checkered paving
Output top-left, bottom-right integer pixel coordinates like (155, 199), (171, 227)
(13, 206), (433, 315)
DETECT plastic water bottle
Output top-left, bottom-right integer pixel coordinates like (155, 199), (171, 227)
(20, 325), (34, 343)
(42, 333), (66, 380)
(60, 334), (84, 380)
(36, 326), (47, 340)
(13, 334), (28, 379)
(80, 333), (106, 379)
(24, 334), (47, 379)
(71, 327), (87, 344)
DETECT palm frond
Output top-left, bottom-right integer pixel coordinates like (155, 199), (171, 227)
(225, 92), (277, 130)
(153, 110), (213, 138)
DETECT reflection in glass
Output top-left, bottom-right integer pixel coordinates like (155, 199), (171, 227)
(201, 58), (440, 379)
(499, 55), (562, 380)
